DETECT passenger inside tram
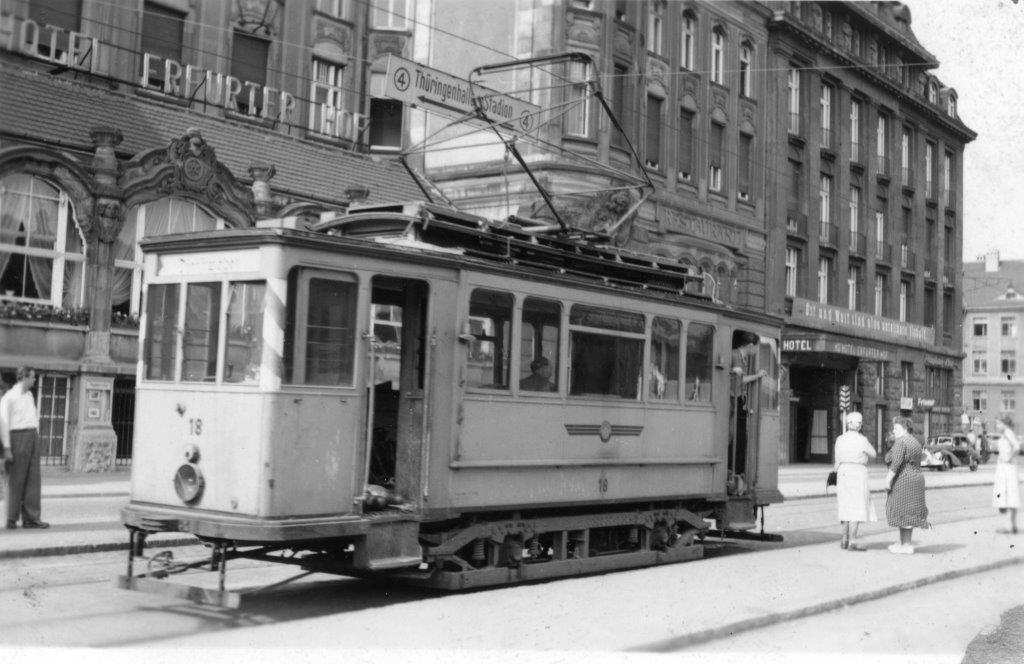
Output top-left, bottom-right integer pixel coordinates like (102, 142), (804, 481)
(520, 356), (555, 391)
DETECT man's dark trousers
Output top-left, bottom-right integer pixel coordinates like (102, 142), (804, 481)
(7, 429), (41, 524)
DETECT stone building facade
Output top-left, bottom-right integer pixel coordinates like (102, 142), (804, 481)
(0, 0), (422, 470)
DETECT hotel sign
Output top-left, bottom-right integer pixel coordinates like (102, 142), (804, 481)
(790, 298), (935, 347)
(781, 333), (891, 361)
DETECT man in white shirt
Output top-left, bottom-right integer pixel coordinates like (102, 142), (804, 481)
(0, 367), (48, 529)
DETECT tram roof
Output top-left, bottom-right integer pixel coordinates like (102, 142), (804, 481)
(312, 201), (707, 298)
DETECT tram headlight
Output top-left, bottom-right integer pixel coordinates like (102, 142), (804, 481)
(173, 463), (205, 505)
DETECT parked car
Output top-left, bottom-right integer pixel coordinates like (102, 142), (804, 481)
(921, 433), (987, 471)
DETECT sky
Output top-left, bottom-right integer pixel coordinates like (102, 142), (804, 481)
(907, 0), (1024, 261)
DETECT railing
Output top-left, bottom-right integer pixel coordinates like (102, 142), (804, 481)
(789, 112), (802, 135)
(850, 141), (861, 163)
(850, 231), (867, 257)
(819, 221), (838, 247)
(821, 126), (834, 149)
(900, 246), (916, 271)
(786, 213), (808, 237)
(875, 241), (892, 263)
(901, 167), (913, 187)
(876, 154), (890, 176)
(943, 265), (957, 285)
(923, 258), (936, 278)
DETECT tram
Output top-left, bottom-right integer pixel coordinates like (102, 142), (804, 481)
(118, 201), (783, 606)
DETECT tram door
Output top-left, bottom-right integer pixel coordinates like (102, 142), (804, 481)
(368, 277), (429, 503)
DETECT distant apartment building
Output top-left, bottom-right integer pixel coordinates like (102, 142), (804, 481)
(962, 252), (1024, 435)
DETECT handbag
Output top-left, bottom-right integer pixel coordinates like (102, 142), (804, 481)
(826, 470), (838, 488)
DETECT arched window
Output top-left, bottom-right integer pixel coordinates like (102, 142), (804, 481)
(113, 198), (224, 315)
(739, 42), (753, 97)
(711, 28), (725, 84)
(0, 174), (85, 308)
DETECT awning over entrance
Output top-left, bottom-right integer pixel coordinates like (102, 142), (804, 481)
(781, 333), (891, 361)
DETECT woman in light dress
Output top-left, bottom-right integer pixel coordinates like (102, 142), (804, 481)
(833, 411), (877, 551)
(992, 416), (1021, 534)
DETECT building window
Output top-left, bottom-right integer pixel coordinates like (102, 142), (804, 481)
(875, 210), (886, 259)
(849, 185), (860, 235)
(0, 174), (85, 308)
(647, 1), (664, 55)
(1001, 350), (1017, 375)
(874, 273), (886, 317)
(925, 141), (935, 197)
(309, 59), (347, 137)
(369, 72), (403, 151)
(677, 109), (694, 182)
(566, 61), (593, 138)
(923, 285), (936, 326)
(876, 361), (887, 397)
(115, 198), (224, 315)
(737, 133), (752, 200)
(901, 128), (912, 186)
(785, 247), (799, 297)
(1002, 317), (1018, 337)
(610, 63), (629, 148)
(787, 67), (800, 133)
(141, 2), (185, 89)
(681, 11), (696, 70)
(230, 31), (269, 115)
(974, 320), (988, 336)
(708, 122), (724, 192)
(817, 257), (832, 304)
(848, 265), (861, 311)
(819, 174), (832, 224)
(928, 82), (937, 104)
(820, 83), (832, 148)
(901, 361), (913, 399)
(850, 98), (861, 162)
(972, 390), (987, 412)
(644, 95), (663, 168)
(899, 280), (909, 322)
(876, 114), (888, 173)
(943, 151), (954, 203)
(315, 0), (348, 18)
(1001, 390), (1016, 413)
(972, 350), (987, 375)
(28, 0), (81, 58)
(947, 95), (957, 118)
(739, 43), (752, 97)
(371, 0), (409, 29)
(710, 28), (724, 85)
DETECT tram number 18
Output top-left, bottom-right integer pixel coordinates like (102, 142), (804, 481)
(598, 477), (608, 493)
(189, 418), (203, 436)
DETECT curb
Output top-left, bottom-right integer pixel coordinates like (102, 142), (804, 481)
(632, 553), (1024, 653)
(0, 536), (199, 560)
(786, 480), (986, 502)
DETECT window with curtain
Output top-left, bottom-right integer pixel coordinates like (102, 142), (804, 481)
(114, 198), (223, 316)
(309, 58), (346, 136)
(230, 31), (269, 115)
(141, 1), (185, 88)
(0, 174), (85, 309)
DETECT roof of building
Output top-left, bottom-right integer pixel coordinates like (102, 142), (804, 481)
(0, 63), (423, 208)
(963, 259), (1024, 311)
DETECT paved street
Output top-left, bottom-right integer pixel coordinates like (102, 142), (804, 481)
(0, 468), (1021, 660)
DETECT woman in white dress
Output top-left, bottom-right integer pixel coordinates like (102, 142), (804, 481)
(992, 416), (1021, 534)
(834, 411), (877, 551)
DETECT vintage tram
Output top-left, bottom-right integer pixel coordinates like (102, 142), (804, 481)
(118, 201), (783, 606)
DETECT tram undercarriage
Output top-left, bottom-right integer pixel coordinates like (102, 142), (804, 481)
(117, 502), (718, 606)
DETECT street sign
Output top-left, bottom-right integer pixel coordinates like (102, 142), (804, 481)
(383, 55), (541, 134)
(839, 385), (852, 411)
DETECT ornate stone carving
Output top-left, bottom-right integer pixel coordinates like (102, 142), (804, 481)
(566, 12), (600, 45)
(712, 90), (727, 112)
(371, 34), (407, 59)
(314, 18), (352, 52)
(613, 25), (634, 59)
(79, 438), (115, 473)
(233, 0), (282, 36)
(93, 198), (123, 244)
(646, 56), (668, 94)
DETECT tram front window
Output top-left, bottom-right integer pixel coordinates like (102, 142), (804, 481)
(182, 283), (221, 381)
(569, 305), (644, 398)
(144, 284), (179, 381)
(224, 281), (266, 384)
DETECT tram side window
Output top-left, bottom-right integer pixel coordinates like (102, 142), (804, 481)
(569, 305), (645, 398)
(650, 317), (681, 400)
(224, 281), (266, 384)
(144, 284), (179, 381)
(519, 297), (561, 393)
(685, 322), (714, 402)
(467, 289), (512, 390)
(283, 270), (358, 386)
(181, 283), (221, 382)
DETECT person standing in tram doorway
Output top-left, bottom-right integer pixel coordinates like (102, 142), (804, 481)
(833, 411), (877, 551)
(730, 331), (768, 493)
(0, 367), (48, 529)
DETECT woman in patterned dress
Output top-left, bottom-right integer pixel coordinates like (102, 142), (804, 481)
(884, 416), (929, 554)
(992, 416), (1021, 534)
(833, 411), (877, 551)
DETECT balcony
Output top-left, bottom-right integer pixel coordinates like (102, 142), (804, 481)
(876, 154), (891, 178)
(819, 221), (838, 248)
(850, 141), (861, 164)
(849, 231), (867, 257)
(900, 245), (916, 271)
(943, 265), (957, 286)
(875, 241), (892, 264)
(942, 188), (956, 210)
(789, 112), (802, 136)
(923, 258), (936, 280)
(925, 181), (935, 200)
(901, 167), (914, 188)
(821, 127), (835, 151)
(786, 213), (808, 239)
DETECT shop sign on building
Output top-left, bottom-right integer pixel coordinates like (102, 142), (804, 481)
(790, 298), (935, 347)
(0, 12), (98, 73)
(659, 207), (744, 250)
(781, 333), (891, 360)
